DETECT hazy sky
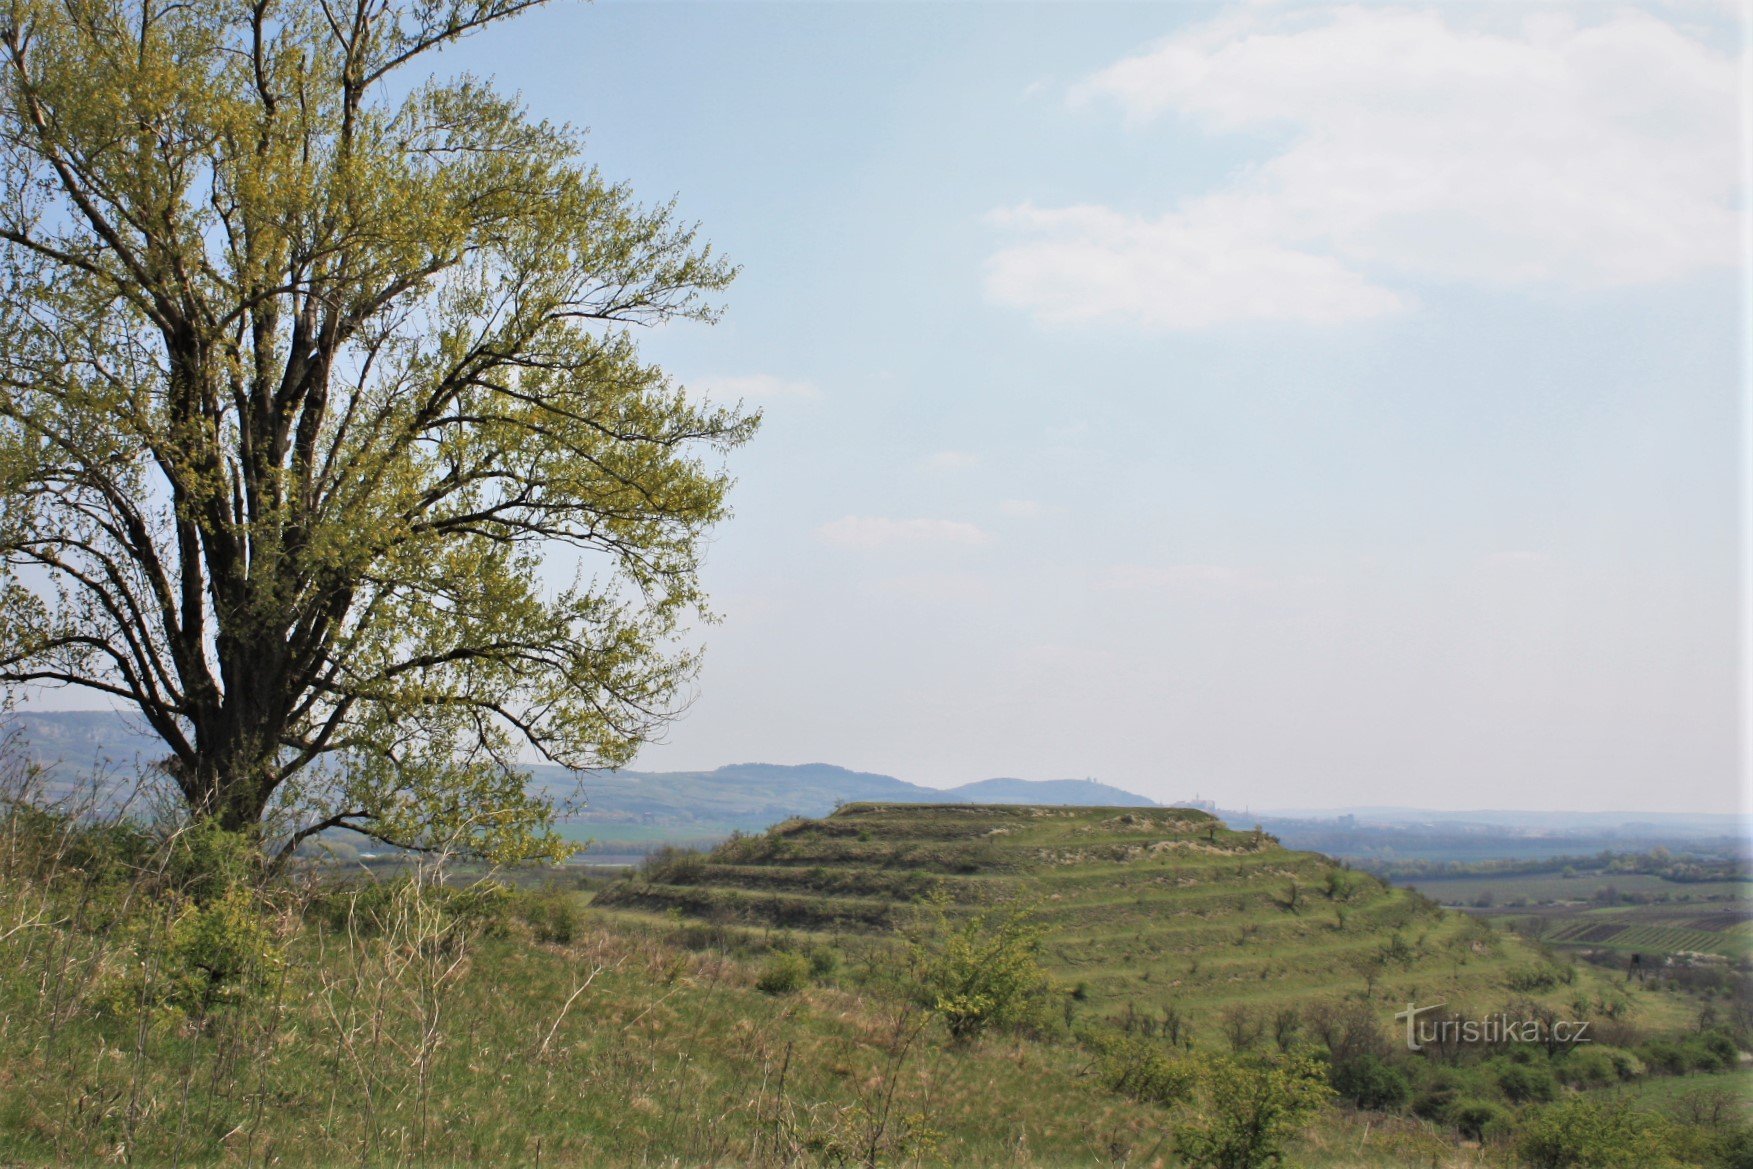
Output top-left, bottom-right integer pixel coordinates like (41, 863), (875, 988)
(455, 0), (1747, 812)
(28, 1), (1748, 813)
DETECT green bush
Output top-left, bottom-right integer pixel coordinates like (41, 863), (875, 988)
(1410, 1069), (1464, 1123)
(1515, 1098), (1679, 1168)
(1684, 1031), (1739, 1072)
(906, 896), (1053, 1043)
(1173, 1050), (1333, 1169)
(1450, 1099), (1510, 1143)
(1329, 1053), (1410, 1111)
(1496, 1061), (1558, 1104)
(514, 888), (581, 944)
(1556, 1045), (1623, 1087)
(1639, 1038), (1690, 1076)
(163, 884), (281, 1010)
(1092, 1033), (1196, 1108)
(806, 944), (839, 980)
(755, 949), (811, 995)
(1505, 963), (1566, 992)
(165, 821), (261, 903)
(307, 876), (512, 940)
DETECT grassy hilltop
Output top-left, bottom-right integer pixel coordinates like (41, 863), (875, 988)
(599, 802), (1657, 1040)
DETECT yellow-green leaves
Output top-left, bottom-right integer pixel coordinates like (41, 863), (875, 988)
(0, 0), (754, 859)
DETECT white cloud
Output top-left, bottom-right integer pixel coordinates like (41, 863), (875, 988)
(694, 373), (821, 401)
(816, 516), (995, 551)
(989, 7), (1740, 329)
(987, 203), (1407, 329)
(925, 450), (982, 471)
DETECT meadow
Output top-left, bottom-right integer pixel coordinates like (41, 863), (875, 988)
(1, 798), (1747, 1168)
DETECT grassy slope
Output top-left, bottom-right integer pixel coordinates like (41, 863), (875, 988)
(0, 895), (1187, 1167)
(597, 804), (1658, 1041)
(1, 806), (1742, 1168)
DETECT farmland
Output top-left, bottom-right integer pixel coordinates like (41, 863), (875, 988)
(1401, 864), (1752, 963)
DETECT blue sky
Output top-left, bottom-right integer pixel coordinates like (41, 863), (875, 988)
(430, 0), (1747, 813)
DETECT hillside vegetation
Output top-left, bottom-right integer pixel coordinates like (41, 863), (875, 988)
(2, 794), (1748, 1168)
(599, 803), (1656, 1041)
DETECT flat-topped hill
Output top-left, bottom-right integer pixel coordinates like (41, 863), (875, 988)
(599, 802), (1626, 1037)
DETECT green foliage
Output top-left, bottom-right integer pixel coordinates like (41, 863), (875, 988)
(1557, 1044), (1633, 1087)
(165, 821), (262, 903)
(513, 887), (583, 945)
(1514, 1097), (1680, 1168)
(306, 875), (513, 944)
(1323, 868), (1361, 902)
(1173, 1049), (1334, 1169)
(89, 827), (283, 1019)
(1329, 1053), (1410, 1111)
(159, 885), (282, 1012)
(1506, 962), (1574, 992)
(1496, 1061), (1559, 1104)
(806, 944), (841, 980)
(0, 0), (755, 860)
(1091, 1032), (1196, 1107)
(1635, 1031), (1737, 1076)
(755, 949), (811, 995)
(1449, 1098), (1511, 1142)
(906, 894), (1054, 1042)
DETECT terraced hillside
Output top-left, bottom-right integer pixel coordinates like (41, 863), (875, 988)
(598, 803), (1622, 1035)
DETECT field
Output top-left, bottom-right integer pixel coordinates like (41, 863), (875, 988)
(1400, 867), (1753, 963)
(1492, 903), (1753, 961)
(1410, 871), (1748, 907)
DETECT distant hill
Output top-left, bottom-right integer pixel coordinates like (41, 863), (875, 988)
(534, 761), (1156, 837)
(2, 711), (1157, 838)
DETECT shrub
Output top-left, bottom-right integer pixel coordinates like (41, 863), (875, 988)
(1639, 1038), (1690, 1076)
(306, 876), (512, 944)
(641, 846), (706, 883)
(1450, 1099), (1510, 1143)
(906, 895), (1053, 1043)
(164, 821), (261, 903)
(1173, 1050), (1333, 1169)
(514, 887), (582, 944)
(1330, 1053), (1410, 1111)
(1556, 1045), (1623, 1087)
(94, 882), (282, 1019)
(1515, 1098), (1678, 1168)
(756, 950), (811, 995)
(1496, 1062), (1558, 1104)
(1505, 963), (1566, 992)
(1684, 1030), (1739, 1072)
(1411, 1069), (1464, 1123)
(806, 944), (840, 980)
(1093, 1033), (1196, 1108)
(163, 884), (281, 1010)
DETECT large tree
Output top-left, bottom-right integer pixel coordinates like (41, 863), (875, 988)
(0, 0), (755, 861)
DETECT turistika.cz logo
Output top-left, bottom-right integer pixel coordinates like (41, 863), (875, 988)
(1393, 1002), (1592, 1052)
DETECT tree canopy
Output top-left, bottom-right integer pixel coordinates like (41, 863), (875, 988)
(0, 0), (756, 861)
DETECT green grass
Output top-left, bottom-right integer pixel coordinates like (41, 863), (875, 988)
(3, 805), (1745, 1168)
(1604, 1067), (1753, 1120)
(0, 881), (1183, 1167)
(597, 804), (1639, 1045)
